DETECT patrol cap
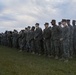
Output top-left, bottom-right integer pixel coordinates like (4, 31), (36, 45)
(44, 22), (49, 25)
(35, 23), (39, 26)
(28, 26), (31, 29)
(51, 19), (56, 23)
(72, 20), (76, 22)
(32, 26), (35, 29)
(58, 22), (61, 25)
(21, 30), (25, 32)
(61, 19), (67, 22)
(67, 19), (70, 22)
(25, 27), (28, 30)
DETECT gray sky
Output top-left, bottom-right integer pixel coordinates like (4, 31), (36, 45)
(0, 0), (76, 32)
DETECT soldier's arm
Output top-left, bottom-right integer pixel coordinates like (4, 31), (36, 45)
(63, 27), (70, 40)
(35, 28), (42, 38)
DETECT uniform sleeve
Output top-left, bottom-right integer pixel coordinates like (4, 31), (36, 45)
(63, 27), (70, 40)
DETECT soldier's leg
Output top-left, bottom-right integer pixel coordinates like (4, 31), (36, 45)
(59, 41), (63, 58)
(34, 40), (39, 54)
(30, 40), (34, 53)
(38, 40), (42, 55)
(12, 38), (15, 48)
(51, 40), (55, 57)
(54, 40), (59, 59)
(69, 39), (73, 58)
(73, 38), (76, 56)
(34, 40), (42, 55)
(30, 41), (32, 52)
(46, 39), (51, 56)
(43, 40), (47, 56)
(63, 40), (69, 60)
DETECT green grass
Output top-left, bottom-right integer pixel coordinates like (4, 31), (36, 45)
(0, 46), (76, 75)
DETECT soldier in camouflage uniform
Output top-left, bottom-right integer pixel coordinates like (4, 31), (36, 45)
(51, 20), (61, 59)
(18, 30), (25, 52)
(58, 22), (63, 58)
(3, 31), (8, 46)
(34, 23), (43, 55)
(67, 20), (74, 58)
(7, 31), (12, 47)
(43, 23), (51, 57)
(18, 30), (23, 51)
(61, 19), (70, 62)
(29, 26), (35, 54)
(0, 33), (1, 44)
(12, 30), (19, 48)
(72, 20), (76, 56)
(26, 26), (31, 52)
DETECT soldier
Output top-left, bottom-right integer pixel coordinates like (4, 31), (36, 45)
(18, 30), (25, 52)
(0, 33), (3, 45)
(72, 20), (76, 55)
(4, 31), (8, 46)
(18, 30), (23, 51)
(7, 31), (12, 47)
(61, 19), (70, 62)
(0, 33), (2, 45)
(12, 30), (19, 48)
(0, 33), (1, 44)
(34, 23), (43, 55)
(67, 19), (74, 58)
(51, 20), (61, 59)
(26, 26), (31, 52)
(58, 22), (63, 58)
(29, 26), (35, 54)
(43, 23), (51, 57)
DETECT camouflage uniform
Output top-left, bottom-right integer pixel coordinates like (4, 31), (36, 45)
(7, 31), (12, 47)
(68, 25), (74, 57)
(26, 29), (31, 52)
(51, 25), (61, 58)
(73, 25), (76, 55)
(12, 30), (19, 48)
(62, 26), (70, 59)
(29, 30), (35, 53)
(58, 25), (63, 58)
(0, 34), (2, 45)
(34, 27), (43, 55)
(43, 27), (51, 56)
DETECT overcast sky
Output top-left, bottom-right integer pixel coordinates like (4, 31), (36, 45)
(0, 0), (76, 32)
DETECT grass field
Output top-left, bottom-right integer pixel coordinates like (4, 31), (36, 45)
(0, 46), (76, 75)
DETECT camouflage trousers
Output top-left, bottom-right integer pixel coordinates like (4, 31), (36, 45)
(34, 40), (42, 54)
(62, 39), (70, 59)
(44, 39), (51, 56)
(69, 38), (73, 57)
(51, 40), (59, 57)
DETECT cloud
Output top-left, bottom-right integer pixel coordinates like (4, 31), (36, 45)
(0, 0), (76, 32)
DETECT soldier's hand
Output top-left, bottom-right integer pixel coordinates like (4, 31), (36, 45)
(34, 37), (35, 40)
(60, 38), (63, 41)
(44, 38), (45, 40)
